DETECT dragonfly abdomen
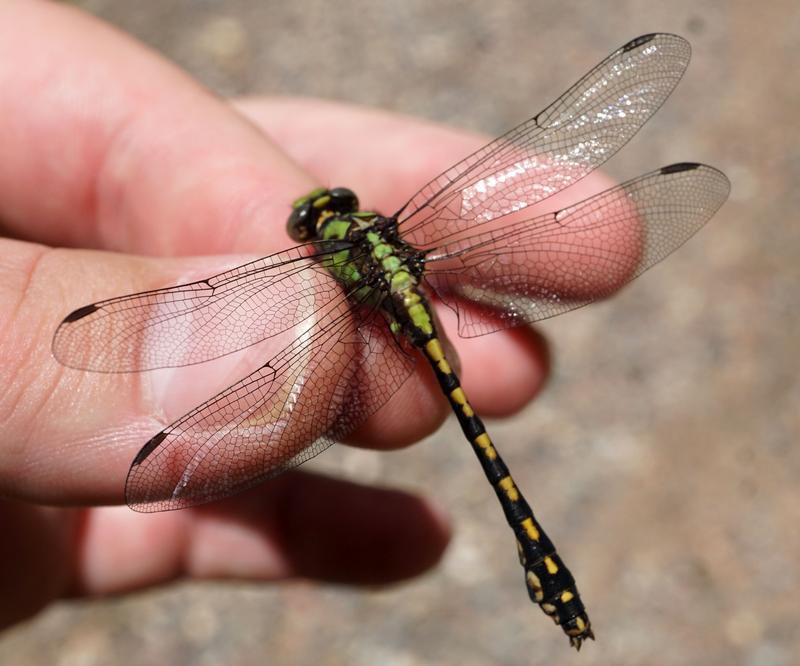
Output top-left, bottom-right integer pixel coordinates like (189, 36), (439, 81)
(421, 336), (594, 649)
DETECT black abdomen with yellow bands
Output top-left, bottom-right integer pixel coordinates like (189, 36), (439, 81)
(311, 202), (594, 649)
(422, 336), (594, 650)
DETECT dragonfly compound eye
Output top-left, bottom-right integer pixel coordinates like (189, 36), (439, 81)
(328, 187), (359, 214)
(286, 202), (315, 242)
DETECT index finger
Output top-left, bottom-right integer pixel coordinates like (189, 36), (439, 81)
(0, 0), (311, 255)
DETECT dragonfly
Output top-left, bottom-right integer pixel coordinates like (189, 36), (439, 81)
(52, 33), (730, 650)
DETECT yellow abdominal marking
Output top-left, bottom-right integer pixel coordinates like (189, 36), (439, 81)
(425, 340), (455, 377)
(424, 339), (444, 362)
(499, 476), (519, 501)
(526, 571), (544, 601)
(473, 433), (497, 460)
(544, 556), (559, 575)
(449, 387), (474, 417)
(521, 517), (540, 541)
(450, 387), (467, 405)
(560, 590), (574, 603)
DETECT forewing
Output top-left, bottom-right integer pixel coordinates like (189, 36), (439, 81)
(396, 34), (691, 248)
(52, 244), (348, 372)
(423, 164), (730, 337)
(125, 292), (416, 512)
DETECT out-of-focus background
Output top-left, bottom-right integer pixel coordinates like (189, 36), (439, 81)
(2, 1), (797, 665)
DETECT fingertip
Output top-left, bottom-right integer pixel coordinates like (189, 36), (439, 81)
(433, 302), (550, 418)
(0, 2), (311, 254)
(460, 326), (550, 417)
(348, 350), (451, 451)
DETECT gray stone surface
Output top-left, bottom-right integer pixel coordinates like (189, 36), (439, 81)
(2, 1), (798, 664)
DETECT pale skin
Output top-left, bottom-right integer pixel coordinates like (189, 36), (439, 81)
(0, 1), (628, 629)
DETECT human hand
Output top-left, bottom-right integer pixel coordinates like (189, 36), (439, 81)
(0, 1), (616, 629)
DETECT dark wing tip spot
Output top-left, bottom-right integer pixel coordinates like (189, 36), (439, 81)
(63, 303), (100, 323)
(623, 33), (657, 51)
(660, 161), (701, 174)
(132, 430), (169, 466)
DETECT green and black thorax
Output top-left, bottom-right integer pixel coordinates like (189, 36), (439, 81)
(287, 187), (435, 346)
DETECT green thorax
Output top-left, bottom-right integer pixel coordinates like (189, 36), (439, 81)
(317, 213), (409, 290)
(287, 187), (434, 341)
(319, 213), (433, 340)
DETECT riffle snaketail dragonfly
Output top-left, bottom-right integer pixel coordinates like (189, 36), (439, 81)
(53, 34), (729, 649)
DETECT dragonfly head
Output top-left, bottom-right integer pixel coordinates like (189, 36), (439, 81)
(287, 187), (360, 242)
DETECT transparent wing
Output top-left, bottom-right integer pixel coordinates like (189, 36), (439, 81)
(396, 33), (691, 248)
(423, 163), (730, 337)
(125, 288), (416, 512)
(52, 243), (356, 372)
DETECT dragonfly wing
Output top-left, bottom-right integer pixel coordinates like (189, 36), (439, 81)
(125, 292), (416, 512)
(396, 34), (691, 248)
(423, 163), (730, 337)
(52, 244), (348, 372)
